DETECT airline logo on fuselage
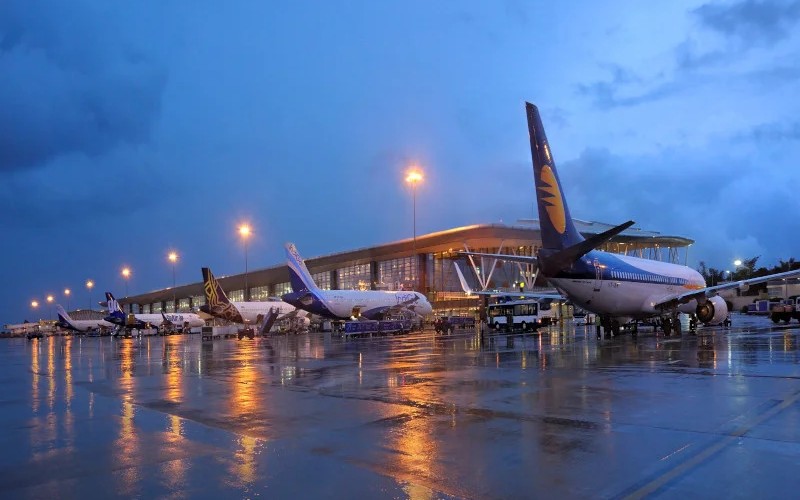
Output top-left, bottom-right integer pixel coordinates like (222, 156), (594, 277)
(538, 165), (566, 234)
(395, 293), (417, 304)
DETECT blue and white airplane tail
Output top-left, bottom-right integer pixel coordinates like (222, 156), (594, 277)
(527, 102), (584, 251)
(285, 243), (321, 294)
(526, 102), (634, 274)
(56, 305), (75, 329)
(105, 291), (124, 321)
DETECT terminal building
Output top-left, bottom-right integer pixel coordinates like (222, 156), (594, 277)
(120, 220), (694, 317)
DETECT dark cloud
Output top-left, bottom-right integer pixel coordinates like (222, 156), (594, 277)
(693, 0), (800, 45)
(739, 121), (800, 142)
(0, 1), (166, 173)
(575, 65), (681, 109)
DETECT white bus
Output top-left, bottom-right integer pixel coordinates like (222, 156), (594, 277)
(487, 299), (557, 332)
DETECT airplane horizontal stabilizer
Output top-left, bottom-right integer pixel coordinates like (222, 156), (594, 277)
(539, 220), (635, 276)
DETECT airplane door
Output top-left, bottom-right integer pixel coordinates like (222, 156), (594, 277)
(593, 259), (602, 292)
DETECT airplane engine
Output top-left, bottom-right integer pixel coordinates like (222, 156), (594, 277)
(696, 296), (728, 324)
(125, 313), (138, 327)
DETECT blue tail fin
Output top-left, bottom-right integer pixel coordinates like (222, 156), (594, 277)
(526, 102), (584, 250)
(105, 292), (122, 313)
(285, 243), (320, 294)
(56, 305), (73, 328)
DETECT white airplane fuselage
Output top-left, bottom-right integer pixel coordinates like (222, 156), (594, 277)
(230, 300), (299, 324)
(132, 313), (205, 328)
(549, 250), (706, 320)
(64, 319), (115, 332)
(285, 289), (432, 320)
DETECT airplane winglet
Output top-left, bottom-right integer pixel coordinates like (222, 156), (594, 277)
(453, 263), (474, 295)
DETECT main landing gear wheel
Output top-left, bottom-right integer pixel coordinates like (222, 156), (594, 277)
(662, 318), (672, 337)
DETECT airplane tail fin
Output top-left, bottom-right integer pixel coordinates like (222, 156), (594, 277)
(202, 267), (232, 307)
(56, 305), (74, 327)
(105, 292), (122, 313)
(285, 243), (320, 294)
(526, 102), (584, 250)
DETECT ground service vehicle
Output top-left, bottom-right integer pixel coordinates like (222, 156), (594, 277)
(770, 296), (800, 323)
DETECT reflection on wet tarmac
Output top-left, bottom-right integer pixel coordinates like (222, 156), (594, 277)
(3, 317), (800, 497)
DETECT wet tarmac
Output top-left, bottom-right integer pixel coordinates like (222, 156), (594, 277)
(2, 315), (800, 498)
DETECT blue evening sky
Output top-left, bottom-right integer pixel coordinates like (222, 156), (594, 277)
(3, 0), (800, 322)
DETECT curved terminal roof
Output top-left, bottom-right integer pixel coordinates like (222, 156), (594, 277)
(121, 221), (694, 307)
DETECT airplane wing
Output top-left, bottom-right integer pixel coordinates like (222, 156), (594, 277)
(453, 263), (562, 299)
(654, 268), (800, 310)
(459, 251), (538, 265)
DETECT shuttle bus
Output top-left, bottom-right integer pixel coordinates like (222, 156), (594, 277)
(487, 299), (556, 332)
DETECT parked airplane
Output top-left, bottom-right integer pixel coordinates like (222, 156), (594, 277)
(282, 243), (433, 320)
(199, 267), (308, 331)
(56, 305), (114, 333)
(104, 292), (206, 332)
(463, 102), (800, 336)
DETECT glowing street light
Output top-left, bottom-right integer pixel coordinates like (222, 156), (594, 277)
(168, 251), (178, 308)
(121, 267), (131, 297)
(405, 167), (424, 279)
(31, 300), (39, 309)
(46, 294), (54, 320)
(86, 279), (94, 311)
(64, 288), (71, 311)
(239, 224), (251, 301)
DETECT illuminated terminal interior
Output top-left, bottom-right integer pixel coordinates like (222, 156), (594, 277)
(120, 221), (694, 317)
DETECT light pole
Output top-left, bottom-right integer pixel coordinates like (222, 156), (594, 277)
(405, 168), (423, 286)
(239, 224), (251, 301)
(64, 288), (71, 312)
(46, 295), (54, 320)
(121, 267), (131, 297)
(168, 251), (178, 310)
(86, 279), (94, 311)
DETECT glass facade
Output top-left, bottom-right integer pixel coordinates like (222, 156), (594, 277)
(274, 282), (292, 297)
(151, 302), (162, 313)
(178, 298), (190, 311)
(337, 263), (370, 290)
(250, 285), (270, 301)
(378, 256), (417, 290)
(142, 304), (151, 314)
(228, 290), (244, 302)
(312, 272), (331, 290)
(191, 295), (205, 308)
(165, 301), (175, 313)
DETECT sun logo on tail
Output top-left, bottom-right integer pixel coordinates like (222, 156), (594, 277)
(538, 165), (566, 234)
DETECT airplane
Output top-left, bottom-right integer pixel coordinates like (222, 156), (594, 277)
(282, 243), (434, 320)
(104, 292), (206, 333)
(461, 102), (800, 337)
(199, 267), (309, 331)
(56, 304), (115, 333)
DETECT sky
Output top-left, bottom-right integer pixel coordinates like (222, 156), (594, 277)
(3, 0), (800, 323)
